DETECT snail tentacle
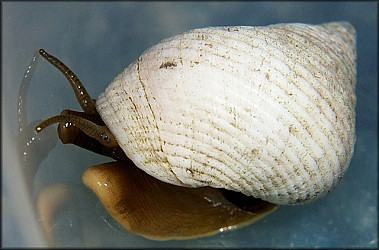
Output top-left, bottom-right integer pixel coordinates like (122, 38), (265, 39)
(38, 49), (98, 114)
(53, 109), (128, 161)
(60, 109), (105, 125)
(35, 114), (118, 148)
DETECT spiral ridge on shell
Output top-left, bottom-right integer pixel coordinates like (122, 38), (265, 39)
(96, 22), (356, 205)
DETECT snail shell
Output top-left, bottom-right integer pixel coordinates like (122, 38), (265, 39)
(96, 22), (356, 205)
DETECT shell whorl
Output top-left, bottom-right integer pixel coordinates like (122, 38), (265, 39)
(96, 22), (356, 205)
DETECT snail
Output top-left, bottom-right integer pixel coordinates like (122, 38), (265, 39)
(33, 21), (356, 240)
(29, 41), (277, 242)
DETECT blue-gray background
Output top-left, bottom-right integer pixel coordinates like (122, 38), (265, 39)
(2, 2), (377, 247)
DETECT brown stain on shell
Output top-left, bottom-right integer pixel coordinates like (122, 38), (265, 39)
(159, 61), (177, 69)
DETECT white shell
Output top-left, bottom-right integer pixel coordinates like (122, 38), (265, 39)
(96, 22), (356, 205)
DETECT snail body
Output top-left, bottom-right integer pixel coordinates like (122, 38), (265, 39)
(96, 22), (357, 205)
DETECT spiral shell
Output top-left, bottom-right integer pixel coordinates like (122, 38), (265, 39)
(96, 22), (356, 205)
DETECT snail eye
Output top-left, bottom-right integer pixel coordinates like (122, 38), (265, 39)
(101, 134), (109, 142)
(99, 131), (118, 148)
